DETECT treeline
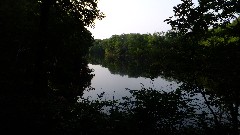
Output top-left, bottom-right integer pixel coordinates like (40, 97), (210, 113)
(89, 17), (240, 66)
(89, 31), (182, 60)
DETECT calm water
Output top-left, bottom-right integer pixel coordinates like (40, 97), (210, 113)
(83, 64), (213, 115)
(83, 64), (180, 100)
(80, 62), (238, 132)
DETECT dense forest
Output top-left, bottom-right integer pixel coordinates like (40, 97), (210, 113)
(89, 18), (240, 62)
(1, 0), (240, 134)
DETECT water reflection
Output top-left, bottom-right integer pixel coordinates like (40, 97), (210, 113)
(84, 64), (179, 100)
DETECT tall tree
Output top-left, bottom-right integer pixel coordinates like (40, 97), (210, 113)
(165, 0), (240, 133)
(34, 0), (105, 93)
(165, 0), (240, 39)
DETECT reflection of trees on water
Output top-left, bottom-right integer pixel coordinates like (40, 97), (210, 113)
(88, 49), (240, 134)
(88, 56), (165, 79)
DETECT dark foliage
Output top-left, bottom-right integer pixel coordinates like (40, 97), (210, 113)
(0, 0), (103, 134)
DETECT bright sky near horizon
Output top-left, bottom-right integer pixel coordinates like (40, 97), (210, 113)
(87, 0), (185, 39)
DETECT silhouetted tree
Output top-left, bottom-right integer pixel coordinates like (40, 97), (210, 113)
(0, 0), (104, 134)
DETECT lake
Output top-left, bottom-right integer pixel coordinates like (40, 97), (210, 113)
(83, 64), (180, 100)
(82, 63), (233, 122)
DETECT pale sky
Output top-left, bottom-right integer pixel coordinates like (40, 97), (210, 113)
(88, 0), (193, 39)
